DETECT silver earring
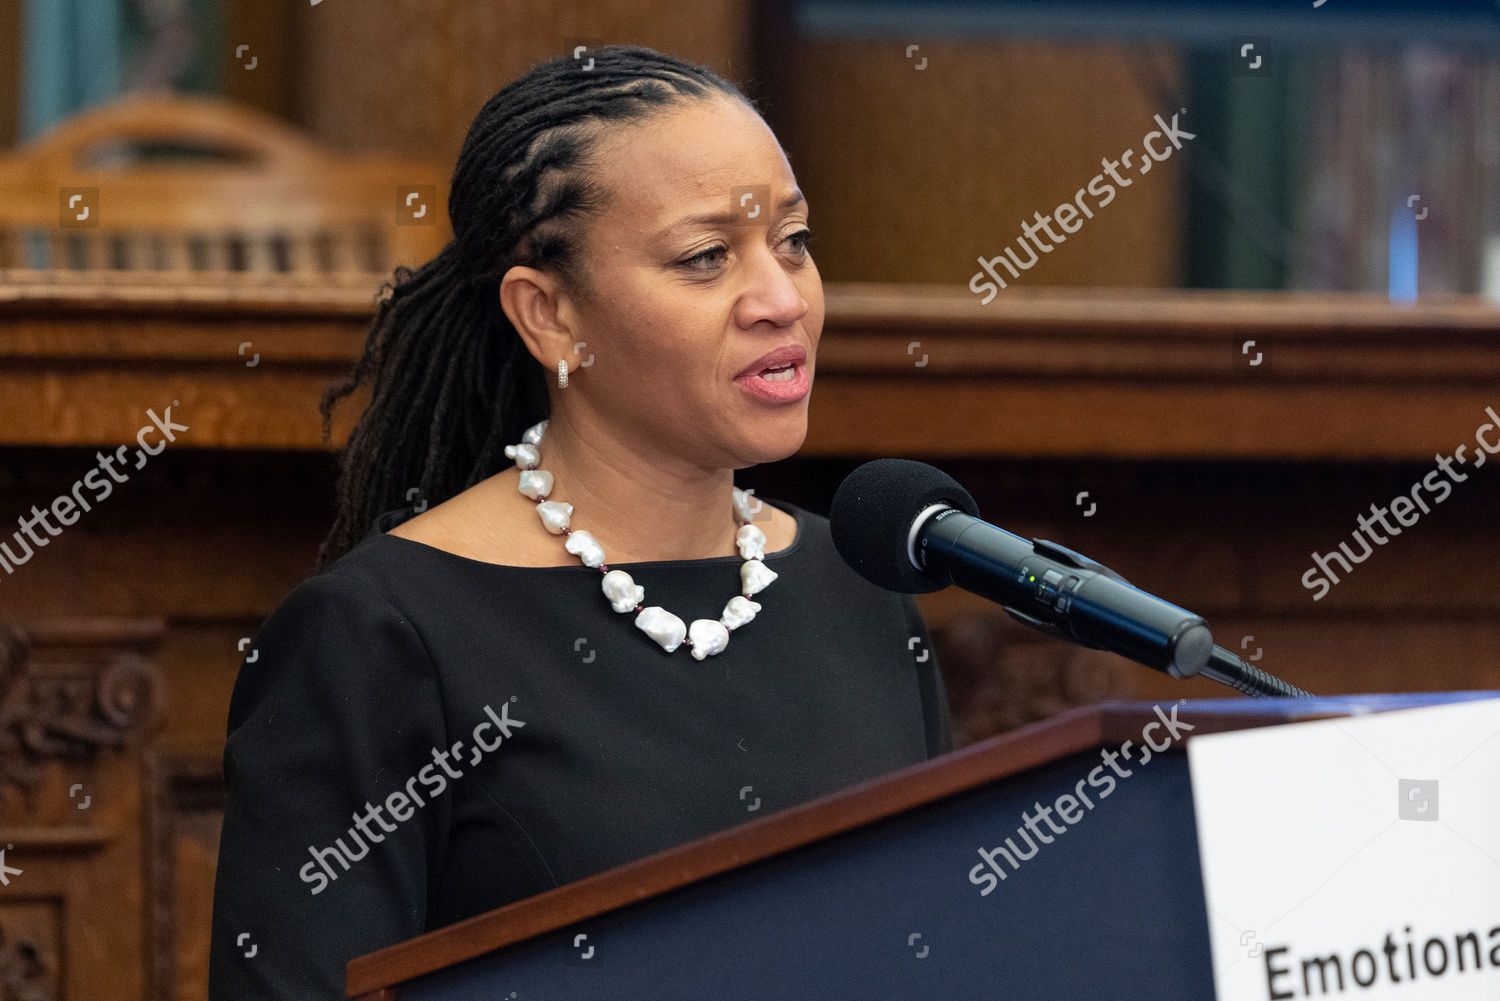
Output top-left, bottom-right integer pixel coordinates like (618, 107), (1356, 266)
(557, 358), (569, 389)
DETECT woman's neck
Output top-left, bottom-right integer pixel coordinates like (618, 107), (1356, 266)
(534, 413), (742, 564)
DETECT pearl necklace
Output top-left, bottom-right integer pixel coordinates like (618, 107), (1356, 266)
(503, 419), (777, 660)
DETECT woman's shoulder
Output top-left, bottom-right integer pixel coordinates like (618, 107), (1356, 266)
(246, 509), (475, 679)
(225, 558), (441, 738)
(250, 561), (424, 662)
(382, 467), (569, 566)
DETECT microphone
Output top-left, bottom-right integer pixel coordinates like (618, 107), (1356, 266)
(830, 459), (1309, 698)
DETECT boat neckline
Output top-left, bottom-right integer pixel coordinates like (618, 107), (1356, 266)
(369, 497), (806, 573)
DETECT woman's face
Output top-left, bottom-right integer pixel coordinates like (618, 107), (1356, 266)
(562, 94), (823, 472)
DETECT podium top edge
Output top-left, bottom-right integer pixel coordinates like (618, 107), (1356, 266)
(1096, 690), (1500, 718)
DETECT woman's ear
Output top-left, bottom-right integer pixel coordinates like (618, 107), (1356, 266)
(499, 265), (575, 367)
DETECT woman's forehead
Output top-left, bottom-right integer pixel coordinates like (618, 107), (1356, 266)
(591, 98), (795, 223)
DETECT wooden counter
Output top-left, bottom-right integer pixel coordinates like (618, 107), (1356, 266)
(4, 279), (1496, 458)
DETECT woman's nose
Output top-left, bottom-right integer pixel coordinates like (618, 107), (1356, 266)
(735, 248), (809, 328)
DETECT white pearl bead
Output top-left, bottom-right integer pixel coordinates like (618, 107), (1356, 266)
(564, 529), (605, 568)
(720, 595), (761, 630)
(601, 569), (645, 613)
(687, 619), (729, 661)
(740, 558), (778, 596)
(732, 487), (764, 524)
(635, 606), (686, 653)
(536, 500), (573, 534)
(522, 419), (548, 446)
(736, 523), (767, 560)
(518, 469), (553, 500)
(504, 442), (540, 469)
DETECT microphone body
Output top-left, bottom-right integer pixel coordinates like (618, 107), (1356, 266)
(916, 506), (1214, 679)
(829, 458), (1309, 697)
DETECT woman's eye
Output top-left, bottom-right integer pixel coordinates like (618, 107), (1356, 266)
(681, 245), (728, 271)
(679, 230), (812, 273)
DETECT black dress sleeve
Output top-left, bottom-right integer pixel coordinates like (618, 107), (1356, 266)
(902, 593), (955, 757)
(209, 571), (450, 1000)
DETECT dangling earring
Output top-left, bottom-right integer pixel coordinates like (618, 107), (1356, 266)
(557, 358), (569, 389)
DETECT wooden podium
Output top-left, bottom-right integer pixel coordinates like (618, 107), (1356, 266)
(346, 693), (1495, 1000)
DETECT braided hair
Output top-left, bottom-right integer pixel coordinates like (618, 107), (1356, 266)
(318, 46), (748, 567)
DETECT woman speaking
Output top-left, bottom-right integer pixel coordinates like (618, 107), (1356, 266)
(209, 44), (952, 998)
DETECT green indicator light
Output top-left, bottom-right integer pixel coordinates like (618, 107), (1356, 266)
(1028, 575), (1036, 582)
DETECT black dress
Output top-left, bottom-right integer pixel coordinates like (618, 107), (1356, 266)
(207, 497), (953, 999)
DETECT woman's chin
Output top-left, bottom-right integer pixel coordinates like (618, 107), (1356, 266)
(734, 420), (808, 467)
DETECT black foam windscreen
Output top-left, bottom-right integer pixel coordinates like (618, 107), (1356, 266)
(829, 459), (981, 594)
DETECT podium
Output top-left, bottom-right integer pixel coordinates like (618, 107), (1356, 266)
(347, 693), (1499, 1000)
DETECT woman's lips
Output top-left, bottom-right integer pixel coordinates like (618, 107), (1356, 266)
(734, 360), (810, 404)
(735, 344), (808, 379)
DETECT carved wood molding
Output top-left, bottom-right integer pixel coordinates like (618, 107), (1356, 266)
(146, 751), (224, 1001)
(0, 619), (164, 808)
(0, 907), (59, 1001)
(3, 284), (1496, 456)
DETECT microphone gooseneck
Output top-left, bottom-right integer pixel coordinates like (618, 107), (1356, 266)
(1203, 645), (1312, 698)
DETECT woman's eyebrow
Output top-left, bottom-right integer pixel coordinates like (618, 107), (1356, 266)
(656, 190), (806, 238)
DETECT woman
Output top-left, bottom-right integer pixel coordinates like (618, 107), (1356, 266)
(208, 45), (952, 998)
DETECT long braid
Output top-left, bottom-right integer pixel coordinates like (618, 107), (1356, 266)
(317, 45), (747, 567)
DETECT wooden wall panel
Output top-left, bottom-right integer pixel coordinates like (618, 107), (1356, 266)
(775, 40), (1185, 286)
(0, 619), (163, 1001)
(292, 0), (755, 167)
(221, 0), (299, 123)
(0, 0), (18, 148)
(282, 10), (1183, 310)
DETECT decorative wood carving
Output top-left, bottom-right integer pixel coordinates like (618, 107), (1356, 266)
(0, 905), (59, 1001)
(0, 621), (163, 809)
(146, 752), (224, 1001)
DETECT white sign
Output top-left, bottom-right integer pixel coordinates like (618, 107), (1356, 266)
(1189, 697), (1500, 1001)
